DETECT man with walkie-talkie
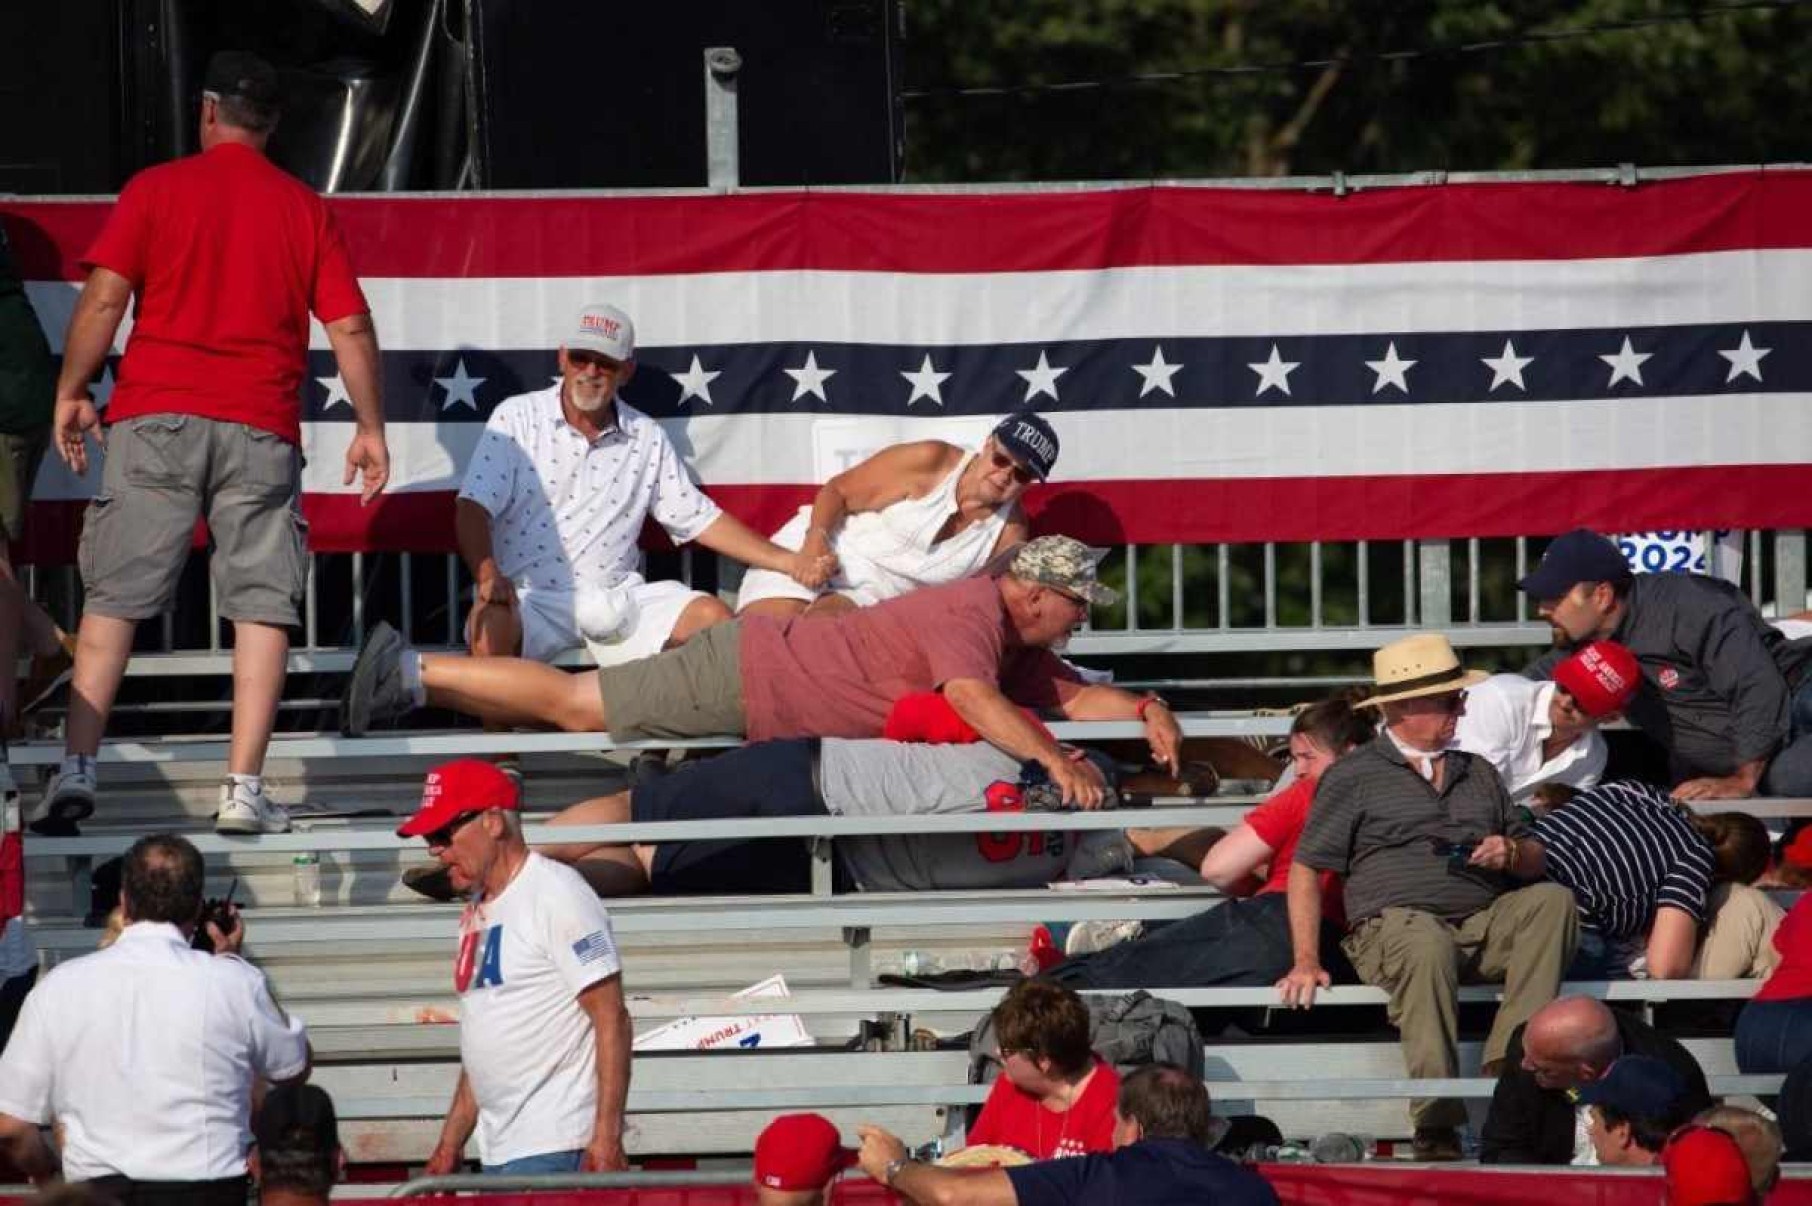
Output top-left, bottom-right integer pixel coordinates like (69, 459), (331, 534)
(0, 833), (310, 1200)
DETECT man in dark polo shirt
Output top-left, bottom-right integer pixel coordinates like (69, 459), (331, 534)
(1277, 633), (1579, 1160)
(1520, 528), (1812, 800)
(854, 1063), (1278, 1206)
(343, 535), (1183, 808)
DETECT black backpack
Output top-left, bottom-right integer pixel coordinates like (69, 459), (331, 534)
(969, 989), (1205, 1085)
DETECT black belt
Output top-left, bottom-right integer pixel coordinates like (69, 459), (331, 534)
(86, 1173), (249, 1206)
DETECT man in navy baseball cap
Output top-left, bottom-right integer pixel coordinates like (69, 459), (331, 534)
(1579, 1055), (1694, 1167)
(1517, 528), (1632, 603)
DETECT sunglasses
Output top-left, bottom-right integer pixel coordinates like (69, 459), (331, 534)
(566, 349), (626, 372)
(988, 448), (1037, 486)
(424, 810), (483, 848)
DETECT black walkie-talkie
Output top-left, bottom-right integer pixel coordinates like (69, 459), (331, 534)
(192, 877), (241, 953)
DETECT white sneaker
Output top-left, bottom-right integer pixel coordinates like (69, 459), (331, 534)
(215, 780), (292, 834)
(1063, 919), (1145, 957)
(30, 759), (97, 836)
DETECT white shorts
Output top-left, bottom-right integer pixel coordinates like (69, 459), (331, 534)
(468, 577), (708, 666)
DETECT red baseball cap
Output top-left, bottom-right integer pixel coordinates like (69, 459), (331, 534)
(753, 1113), (855, 1191)
(1663, 1126), (1756, 1206)
(1554, 640), (1641, 719)
(1784, 824), (1812, 870)
(396, 759), (521, 838)
(882, 691), (1054, 745)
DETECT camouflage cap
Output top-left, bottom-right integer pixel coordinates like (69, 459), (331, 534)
(1006, 536), (1118, 606)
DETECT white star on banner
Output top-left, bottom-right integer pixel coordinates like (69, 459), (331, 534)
(672, 354), (721, 406)
(317, 372), (351, 410)
(1718, 330), (1771, 383)
(783, 350), (837, 403)
(1131, 346), (1183, 398)
(1481, 340), (1534, 393)
(1600, 336), (1653, 388)
(1015, 350), (1068, 402)
(1364, 342), (1417, 395)
(900, 354), (951, 408)
(434, 358), (487, 411)
(1247, 344), (1299, 397)
(91, 365), (116, 411)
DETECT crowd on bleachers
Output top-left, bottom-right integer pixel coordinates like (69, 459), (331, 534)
(0, 45), (1810, 1204)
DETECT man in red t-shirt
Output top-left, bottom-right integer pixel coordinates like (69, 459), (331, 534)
(37, 51), (390, 837)
(344, 535), (1182, 807)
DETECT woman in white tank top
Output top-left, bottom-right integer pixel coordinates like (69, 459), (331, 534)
(736, 414), (1059, 620)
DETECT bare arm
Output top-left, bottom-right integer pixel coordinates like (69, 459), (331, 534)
(0, 1113), (57, 1185)
(577, 976), (632, 1172)
(52, 267), (134, 474)
(942, 677), (1107, 808)
(424, 1071), (479, 1175)
(1645, 906), (1700, 980)
(1276, 860), (1330, 1008)
(455, 498), (514, 607)
(323, 312), (390, 503)
(1197, 824), (1275, 896)
(1050, 681), (1181, 774)
(857, 1125), (1017, 1206)
(694, 512), (833, 589)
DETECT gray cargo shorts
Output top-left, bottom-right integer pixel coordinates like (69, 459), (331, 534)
(596, 619), (746, 742)
(79, 413), (308, 627)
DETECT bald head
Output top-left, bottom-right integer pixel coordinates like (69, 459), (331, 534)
(1520, 997), (1622, 1090)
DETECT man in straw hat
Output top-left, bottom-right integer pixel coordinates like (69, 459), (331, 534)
(1276, 633), (1579, 1160)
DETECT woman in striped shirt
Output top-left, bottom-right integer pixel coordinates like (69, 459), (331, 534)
(1532, 780), (1777, 979)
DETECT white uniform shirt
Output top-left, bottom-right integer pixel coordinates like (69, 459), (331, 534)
(1452, 673), (1607, 804)
(457, 386), (722, 592)
(455, 853), (623, 1165)
(0, 922), (308, 1182)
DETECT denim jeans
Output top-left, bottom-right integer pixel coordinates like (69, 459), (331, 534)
(1045, 893), (1352, 989)
(1760, 674), (1812, 796)
(483, 1148), (585, 1176)
(1735, 998), (1812, 1074)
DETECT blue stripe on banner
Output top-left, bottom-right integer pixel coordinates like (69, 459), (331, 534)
(80, 320), (1802, 424)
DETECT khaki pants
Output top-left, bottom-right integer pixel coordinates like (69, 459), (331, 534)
(1693, 882), (1785, 980)
(1343, 883), (1579, 1130)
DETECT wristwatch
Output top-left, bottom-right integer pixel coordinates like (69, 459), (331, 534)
(882, 1155), (917, 1186)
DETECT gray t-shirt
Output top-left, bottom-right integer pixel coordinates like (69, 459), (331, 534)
(817, 739), (1126, 891)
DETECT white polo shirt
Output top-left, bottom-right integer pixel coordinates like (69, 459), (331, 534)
(457, 387), (722, 592)
(0, 922), (308, 1182)
(1452, 673), (1607, 804)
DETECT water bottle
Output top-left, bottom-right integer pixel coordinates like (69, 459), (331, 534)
(292, 853), (322, 907)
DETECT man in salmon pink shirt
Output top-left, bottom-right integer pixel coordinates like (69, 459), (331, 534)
(40, 52), (389, 839)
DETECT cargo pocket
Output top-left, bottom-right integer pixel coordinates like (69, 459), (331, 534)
(121, 415), (192, 488)
(77, 493), (115, 588)
(284, 511), (312, 615)
(242, 428), (300, 498)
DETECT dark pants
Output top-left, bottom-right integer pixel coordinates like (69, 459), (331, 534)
(1044, 893), (1353, 989)
(0, 967), (35, 1054)
(86, 1174), (248, 1205)
(1760, 675), (1812, 796)
(1736, 997), (1812, 1074)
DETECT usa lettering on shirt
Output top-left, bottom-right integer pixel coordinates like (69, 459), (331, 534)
(455, 921), (506, 993)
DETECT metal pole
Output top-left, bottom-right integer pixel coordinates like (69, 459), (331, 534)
(704, 47), (742, 189)
(1417, 538), (1452, 628)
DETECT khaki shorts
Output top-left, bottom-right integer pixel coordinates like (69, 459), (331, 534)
(79, 414), (308, 626)
(0, 426), (47, 546)
(597, 619), (746, 742)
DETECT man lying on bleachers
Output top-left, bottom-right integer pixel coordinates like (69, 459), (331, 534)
(1451, 640), (1639, 805)
(1480, 995), (1711, 1165)
(403, 693), (1213, 901)
(343, 535), (1180, 808)
(1520, 528), (1812, 801)
(1277, 633), (1578, 1162)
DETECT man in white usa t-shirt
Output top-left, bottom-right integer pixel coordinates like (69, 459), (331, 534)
(400, 759), (632, 1176)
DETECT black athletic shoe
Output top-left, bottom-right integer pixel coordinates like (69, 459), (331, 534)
(341, 621), (412, 736)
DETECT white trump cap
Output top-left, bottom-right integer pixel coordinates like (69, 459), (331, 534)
(565, 304), (635, 362)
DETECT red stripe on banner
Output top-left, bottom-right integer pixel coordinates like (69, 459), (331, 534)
(16, 464), (1812, 564)
(8, 171), (1812, 280)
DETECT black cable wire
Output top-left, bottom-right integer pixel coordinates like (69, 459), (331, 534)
(899, 0), (1810, 101)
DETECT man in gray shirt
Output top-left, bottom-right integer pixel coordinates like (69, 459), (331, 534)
(1276, 633), (1578, 1161)
(1520, 528), (1812, 800)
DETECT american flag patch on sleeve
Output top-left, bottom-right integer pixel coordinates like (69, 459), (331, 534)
(571, 929), (617, 966)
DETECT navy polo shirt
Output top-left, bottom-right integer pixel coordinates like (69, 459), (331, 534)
(1004, 1138), (1278, 1205)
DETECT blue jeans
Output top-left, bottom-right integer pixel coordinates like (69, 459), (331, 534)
(483, 1148), (584, 1176)
(1735, 998), (1812, 1074)
(1760, 674), (1812, 796)
(1045, 893), (1353, 989)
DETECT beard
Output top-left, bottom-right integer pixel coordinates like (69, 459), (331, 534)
(567, 378), (612, 412)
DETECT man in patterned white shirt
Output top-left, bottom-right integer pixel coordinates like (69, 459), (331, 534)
(456, 304), (830, 677)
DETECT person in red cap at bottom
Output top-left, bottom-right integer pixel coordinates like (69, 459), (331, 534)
(398, 760), (632, 1178)
(1663, 1123), (1760, 1206)
(1452, 639), (1640, 806)
(754, 1113), (856, 1205)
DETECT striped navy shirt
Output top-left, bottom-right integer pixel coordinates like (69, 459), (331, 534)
(1533, 780), (1715, 938)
